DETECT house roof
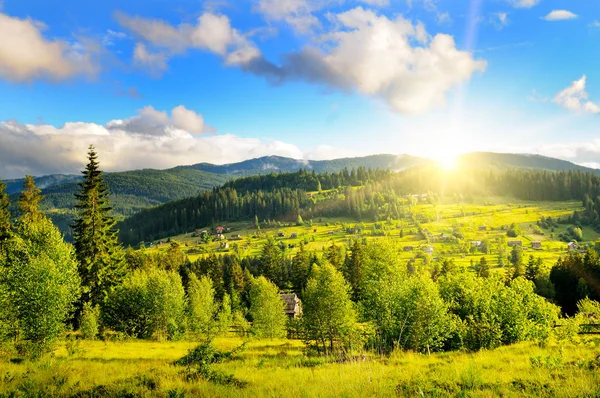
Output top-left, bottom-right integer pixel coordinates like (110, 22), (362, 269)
(280, 293), (301, 314)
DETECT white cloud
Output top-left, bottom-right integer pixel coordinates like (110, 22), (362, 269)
(536, 140), (600, 169)
(553, 75), (600, 114)
(265, 7), (486, 114)
(359, 0), (390, 6)
(116, 11), (260, 73)
(171, 105), (207, 134)
(493, 12), (509, 29)
(528, 89), (548, 103)
(252, 0), (321, 34)
(508, 0), (540, 8)
(543, 10), (578, 21)
(0, 13), (99, 82)
(106, 105), (214, 135)
(0, 108), (311, 178)
(102, 30), (127, 47)
(133, 43), (168, 74)
(590, 21), (600, 29)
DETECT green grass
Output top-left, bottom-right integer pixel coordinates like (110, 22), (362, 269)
(146, 198), (588, 268)
(1, 337), (600, 397)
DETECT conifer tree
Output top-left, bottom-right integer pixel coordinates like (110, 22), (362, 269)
(17, 175), (43, 224)
(0, 179), (11, 244)
(73, 146), (125, 309)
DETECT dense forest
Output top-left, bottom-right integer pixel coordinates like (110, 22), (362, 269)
(119, 167), (600, 245)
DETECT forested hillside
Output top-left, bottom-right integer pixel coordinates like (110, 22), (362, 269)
(118, 165), (600, 245)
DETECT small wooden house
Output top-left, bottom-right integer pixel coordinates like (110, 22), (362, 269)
(290, 233), (298, 239)
(478, 226), (487, 231)
(277, 232), (285, 238)
(280, 293), (302, 319)
(423, 246), (434, 255)
(532, 241), (542, 250)
(216, 226), (225, 234)
(403, 246), (414, 252)
(508, 240), (522, 247)
(230, 234), (242, 240)
(568, 242), (578, 251)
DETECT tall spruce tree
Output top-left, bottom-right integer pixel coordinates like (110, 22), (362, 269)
(17, 175), (43, 224)
(0, 179), (11, 244)
(73, 146), (125, 309)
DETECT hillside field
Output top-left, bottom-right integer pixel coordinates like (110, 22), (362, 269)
(1, 337), (599, 397)
(144, 197), (589, 271)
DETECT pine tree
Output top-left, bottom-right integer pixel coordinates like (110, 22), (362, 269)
(73, 146), (125, 309)
(0, 179), (11, 244)
(17, 175), (43, 224)
(344, 240), (364, 301)
(477, 257), (490, 278)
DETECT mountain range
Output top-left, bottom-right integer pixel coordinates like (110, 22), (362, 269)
(3, 151), (598, 238)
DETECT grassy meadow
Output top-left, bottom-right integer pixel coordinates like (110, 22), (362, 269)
(147, 197), (587, 271)
(1, 337), (599, 397)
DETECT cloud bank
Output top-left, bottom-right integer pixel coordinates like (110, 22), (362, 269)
(0, 106), (309, 179)
(118, 7), (486, 115)
(0, 13), (99, 82)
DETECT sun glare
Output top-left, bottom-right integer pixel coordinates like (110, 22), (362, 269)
(437, 153), (458, 171)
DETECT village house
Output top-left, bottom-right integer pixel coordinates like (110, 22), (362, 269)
(532, 241), (542, 250)
(280, 293), (302, 319)
(290, 233), (298, 239)
(216, 226), (225, 234)
(508, 240), (522, 247)
(423, 246), (434, 255)
(478, 226), (487, 231)
(403, 246), (414, 252)
(230, 234), (242, 240)
(220, 242), (229, 249)
(568, 242), (578, 251)
(471, 241), (482, 248)
(277, 232), (285, 237)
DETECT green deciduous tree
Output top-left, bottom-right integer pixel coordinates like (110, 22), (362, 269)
(249, 276), (286, 339)
(103, 269), (185, 340)
(1, 216), (81, 357)
(73, 146), (125, 310)
(187, 274), (220, 343)
(302, 263), (357, 354)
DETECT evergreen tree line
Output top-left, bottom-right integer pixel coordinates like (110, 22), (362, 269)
(119, 167), (600, 246)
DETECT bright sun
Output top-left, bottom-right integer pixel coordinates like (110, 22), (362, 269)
(436, 153), (458, 171)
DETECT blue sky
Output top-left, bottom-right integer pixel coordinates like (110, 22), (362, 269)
(0, 0), (599, 178)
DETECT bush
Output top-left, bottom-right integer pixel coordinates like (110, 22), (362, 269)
(80, 302), (100, 340)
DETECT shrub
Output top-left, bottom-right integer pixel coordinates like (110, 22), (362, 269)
(80, 302), (100, 340)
